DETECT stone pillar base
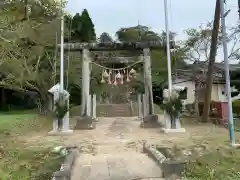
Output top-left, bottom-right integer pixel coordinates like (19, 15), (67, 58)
(74, 115), (96, 130)
(140, 114), (163, 128)
(160, 128), (186, 133)
(48, 129), (74, 136)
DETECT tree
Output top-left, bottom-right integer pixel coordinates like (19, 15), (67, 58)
(114, 25), (187, 103)
(71, 9), (96, 42)
(183, 21), (240, 121)
(182, 22), (222, 119)
(0, 0), (64, 111)
(116, 25), (162, 42)
(99, 32), (113, 43)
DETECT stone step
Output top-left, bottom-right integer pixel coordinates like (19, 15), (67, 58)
(97, 103), (138, 117)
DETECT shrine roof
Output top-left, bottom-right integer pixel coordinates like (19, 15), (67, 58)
(174, 61), (240, 73)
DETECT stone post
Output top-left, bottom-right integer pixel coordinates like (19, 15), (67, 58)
(62, 97), (71, 132)
(138, 94), (143, 120)
(49, 94), (58, 131)
(81, 49), (90, 116)
(143, 94), (147, 117)
(87, 94), (92, 116)
(52, 119), (58, 131)
(92, 94), (97, 120)
(164, 110), (171, 129)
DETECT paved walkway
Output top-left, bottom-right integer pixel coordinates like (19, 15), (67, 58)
(71, 152), (163, 180)
(70, 117), (163, 180)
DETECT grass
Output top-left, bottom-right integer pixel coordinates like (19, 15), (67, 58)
(154, 119), (240, 180)
(0, 111), (64, 180)
(183, 148), (240, 180)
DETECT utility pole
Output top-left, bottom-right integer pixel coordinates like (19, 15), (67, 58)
(238, 0), (240, 19)
(164, 0), (172, 95)
(219, 0), (236, 146)
(202, 0), (221, 122)
(60, 1), (64, 94)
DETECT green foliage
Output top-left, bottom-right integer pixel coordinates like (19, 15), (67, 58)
(231, 70), (240, 91)
(99, 32), (113, 43)
(163, 94), (182, 119)
(54, 94), (69, 120)
(0, 0), (62, 110)
(184, 149), (240, 180)
(0, 112), (62, 179)
(115, 25), (177, 42)
(116, 25), (161, 42)
(232, 100), (240, 116)
(70, 9), (96, 42)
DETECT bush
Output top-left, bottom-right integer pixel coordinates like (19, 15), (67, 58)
(232, 100), (240, 116)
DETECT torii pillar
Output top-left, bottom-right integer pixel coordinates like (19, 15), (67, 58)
(81, 49), (91, 116)
(75, 48), (96, 129)
(141, 48), (158, 127)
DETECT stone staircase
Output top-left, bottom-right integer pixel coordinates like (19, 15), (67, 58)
(97, 103), (139, 117)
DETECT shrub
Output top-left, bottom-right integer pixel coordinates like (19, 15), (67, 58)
(232, 100), (240, 116)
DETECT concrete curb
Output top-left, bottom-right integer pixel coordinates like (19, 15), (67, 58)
(52, 146), (80, 180)
(143, 142), (166, 165)
(143, 142), (186, 179)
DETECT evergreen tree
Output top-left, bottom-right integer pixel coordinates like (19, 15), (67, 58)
(71, 13), (82, 41)
(79, 9), (96, 42)
(70, 9), (96, 42)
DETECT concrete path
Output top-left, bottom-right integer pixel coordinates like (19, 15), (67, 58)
(71, 152), (163, 180)
(70, 117), (164, 180)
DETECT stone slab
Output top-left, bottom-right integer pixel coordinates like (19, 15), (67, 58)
(48, 129), (74, 136)
(160, 128), (186, 133)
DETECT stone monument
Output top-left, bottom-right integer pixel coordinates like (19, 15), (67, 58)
(48, 83), (73, 135)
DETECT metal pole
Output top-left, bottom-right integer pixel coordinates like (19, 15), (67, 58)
(60, 12), (64, 93)
(238, 0), (240, 19)
(220, 0), (235, 146)
(164, 0), (172, 95)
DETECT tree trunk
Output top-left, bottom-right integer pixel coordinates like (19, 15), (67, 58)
(194, 81), (200, 120)
(202, 0), (220, 123)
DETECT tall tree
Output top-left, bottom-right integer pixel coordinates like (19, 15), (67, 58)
(79, 9), (96, 42)
(71, 13), (81, 41)
(71, 9), (96, 42)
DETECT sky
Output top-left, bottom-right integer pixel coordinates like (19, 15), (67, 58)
(65, 0), (240, 62)
(66, 0), (239, 38)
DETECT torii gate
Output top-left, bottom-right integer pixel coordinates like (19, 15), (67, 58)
(59, 41), (178, 129)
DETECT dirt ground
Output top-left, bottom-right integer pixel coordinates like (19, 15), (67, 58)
(23, 115), (240, 153)
(20, 115), (240, 179)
